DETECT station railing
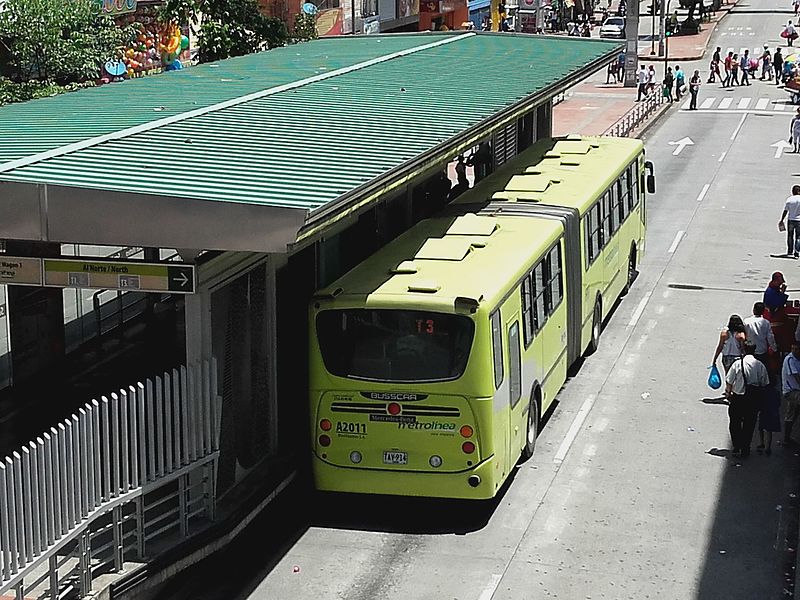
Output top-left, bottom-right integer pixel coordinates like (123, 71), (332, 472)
(0, 359), (220, 600)
(603, 89), (670, 138)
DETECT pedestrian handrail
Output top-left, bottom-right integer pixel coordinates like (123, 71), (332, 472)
(603, 90), (669, 137)
(0, 359), (220, 599)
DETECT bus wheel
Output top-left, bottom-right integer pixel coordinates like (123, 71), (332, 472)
(587, 300), (602, 355)
(622, 246), (637, 295)
(521, 395), (540, 461)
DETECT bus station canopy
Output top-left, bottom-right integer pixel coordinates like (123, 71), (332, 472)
(0, 32), (621, 254)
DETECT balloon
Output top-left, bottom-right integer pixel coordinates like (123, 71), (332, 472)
(180, 35), (189, 51)
(127, 68), (134, 77)
(126, 48), (135, 58)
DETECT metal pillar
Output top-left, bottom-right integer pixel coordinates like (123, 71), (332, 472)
(657, 0), (666, 56)
(623, 0), (640, 87)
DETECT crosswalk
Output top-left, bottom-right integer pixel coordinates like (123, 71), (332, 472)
(723, 46), (771, 57)
(680, 95), (795, 112)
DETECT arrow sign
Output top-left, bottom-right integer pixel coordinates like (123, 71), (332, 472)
(668, 137), (694, 156)
(167, 266), (194, 292)
(771, 139), (792, 159)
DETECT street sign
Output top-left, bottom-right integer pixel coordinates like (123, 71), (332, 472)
(43, 259), (196, 294)
(0, 256), (43, 286)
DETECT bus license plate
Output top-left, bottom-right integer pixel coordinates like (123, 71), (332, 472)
(383, 451), (408, 465)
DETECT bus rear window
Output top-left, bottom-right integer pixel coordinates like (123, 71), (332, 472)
(316, 309), (475, 382)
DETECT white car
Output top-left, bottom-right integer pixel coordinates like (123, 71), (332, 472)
(599, 16), (626, 38)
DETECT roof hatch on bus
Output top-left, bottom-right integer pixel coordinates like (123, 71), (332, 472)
(390, 260), (419, 274)
(407, 279), (440, 293)
(445, 214), (498, 237)
(552, 140), (599, 155)
(505, 174), (561, 193)
(414, 238), (476, 261)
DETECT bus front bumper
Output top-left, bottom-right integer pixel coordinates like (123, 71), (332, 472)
(312, 453), (501, 500)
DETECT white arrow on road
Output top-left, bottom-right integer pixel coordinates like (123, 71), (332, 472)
(668, 137), (694, 156)
(771, 139), (793, 159)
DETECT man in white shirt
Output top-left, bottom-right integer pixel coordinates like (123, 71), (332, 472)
(636, 65), (648, 102)
(726, 340), (769, 457)
(744, 302), (778, 368)
(778, 184), (800, 257)
(782, 342), (800, 445)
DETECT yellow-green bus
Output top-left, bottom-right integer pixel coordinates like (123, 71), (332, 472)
(309, 135), (655, 500)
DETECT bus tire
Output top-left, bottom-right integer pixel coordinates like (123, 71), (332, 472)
(521, 393), (540, 461)
(622, 245), (637, 295)
(587, 299), (602, 355)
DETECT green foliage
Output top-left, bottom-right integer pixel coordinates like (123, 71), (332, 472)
(0, 0), (134, 85)
(0, 77), (96, 106)
(160, 0), (289, 63)
(292, 12), (318, 42)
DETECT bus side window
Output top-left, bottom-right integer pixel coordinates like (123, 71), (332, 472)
(491, 310), (504, 389)
(534, 262), (547, 327)
(617, 177), (628, 223)
(585, 203), (602, 267)
(521, 273), (535, 347)
(601, 192), (613, 245)
(508, 321), (522, 408)
(628, 163), (639, 211)
(548, 243), (563, 310)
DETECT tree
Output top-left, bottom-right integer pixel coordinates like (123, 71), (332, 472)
(292, 12), (318, 43)
(0, 0), (133, 85)
(159, 0), (288, 63)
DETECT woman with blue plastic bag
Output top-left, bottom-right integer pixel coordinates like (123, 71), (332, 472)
(713, 314), (747, 375)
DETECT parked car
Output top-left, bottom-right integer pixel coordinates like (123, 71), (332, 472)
(599, 16), (626, 38)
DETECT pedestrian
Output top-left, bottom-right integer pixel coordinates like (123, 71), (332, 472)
(785, 21), (798, 46)
(668, 9), (679, 34)
(761, 45), (772, 80)
(731, 53), (741, 86)
(689, 69), (701, 109)
(722, 51), (733, 87)
(745, 302), (778, 366)
(791, 107), (800, 153)
(725, 341), (770, 458)
(636, 64), (648, 101)
(708, 47), (721, 83)
(765, 272), (790, 313)
(675, 64), (685, 99)
(779, 186), (800, 257)
(795, 0), (800, 16)
(775, 47), (784, 84)
(663, 66), (674, 102)
(606, 62), (618, 84)
(740, 49), (751, 85)
(782, 341), (800, 446)
(647, 64), (657, 93)
(713, 314), (747, 374)
(617, 50), (626, 83)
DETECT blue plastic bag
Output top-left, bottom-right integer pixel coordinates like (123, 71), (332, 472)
(707, 364), (722, 389)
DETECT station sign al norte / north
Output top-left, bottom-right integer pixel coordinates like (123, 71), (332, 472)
(0, 256), (195, 294)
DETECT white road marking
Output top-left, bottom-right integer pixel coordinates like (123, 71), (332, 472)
(730, 113), (747, 140)
(756, 98), (770, 109)
(719, 97), (733, 109)
(668, 230), (685, 253)
(478, 574), (503, 600)
(700, 97), (715, 108)
(726, 47), (734, 54)
(682, 98), (691, 110)
(737, 97), (751, 109)
(718, 151), (727, 162)
(554, 394), (596, 464)
(775, 101), (786, 111)
(627, 292), (653, 329)
(696, 183), (710, 203)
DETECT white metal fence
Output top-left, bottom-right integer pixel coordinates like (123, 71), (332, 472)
(0, 359), (220, 599)
(603, 89), (669, 137)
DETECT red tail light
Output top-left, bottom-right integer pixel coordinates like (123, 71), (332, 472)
(459, 425), (474, 438)
(320, 419), (332, 431)
(319, 434), (331, 447)
(461, 441), (475, 454)
(387, 402), (401, 415)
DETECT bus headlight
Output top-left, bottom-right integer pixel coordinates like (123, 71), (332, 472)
(429, 455), (443, 468)
(350, 451), (362, 464)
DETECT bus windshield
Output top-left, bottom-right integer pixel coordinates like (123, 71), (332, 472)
(316, 309), (475, 382)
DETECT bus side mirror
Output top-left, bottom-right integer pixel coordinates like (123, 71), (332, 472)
(644, 160), (656, 194)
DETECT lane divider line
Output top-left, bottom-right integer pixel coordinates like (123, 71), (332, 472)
(668, 230), (685, 253)
(730, 113), (747, 140)
(627, 291), (653, 329)
(696, 183), (710, 203)
(553, 394), (596, 465)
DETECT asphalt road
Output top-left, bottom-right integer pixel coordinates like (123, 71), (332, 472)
(156, 2), (800, 598)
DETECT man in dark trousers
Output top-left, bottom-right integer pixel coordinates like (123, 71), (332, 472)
(775, 47), (784, 84)
(688, 70), (701, 109)
(725, 341), (770, 457)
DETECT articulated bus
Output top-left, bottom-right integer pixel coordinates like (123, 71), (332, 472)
(309, 135), (656, 500)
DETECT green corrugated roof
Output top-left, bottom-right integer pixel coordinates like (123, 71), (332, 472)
(0, 35), (435, 163)
(0, 32), (621, 250)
